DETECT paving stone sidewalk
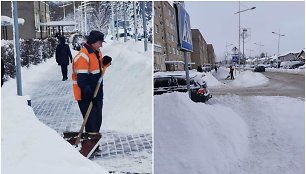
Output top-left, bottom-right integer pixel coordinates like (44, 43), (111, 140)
(29, 63), (152, 173)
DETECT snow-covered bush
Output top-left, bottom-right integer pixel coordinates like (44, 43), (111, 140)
(1, 38), (56, 81)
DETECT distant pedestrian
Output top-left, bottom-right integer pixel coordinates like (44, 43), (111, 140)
(214, 65), (217, 73)
(230, 65), (235, 80)
(197, 66), (203, 72)
(56, 36), (73, 81)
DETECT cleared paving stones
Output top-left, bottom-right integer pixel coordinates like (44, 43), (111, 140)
(28, 67), (152, 173)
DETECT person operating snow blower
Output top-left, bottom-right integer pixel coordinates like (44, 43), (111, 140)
(72, 30), (112, 134)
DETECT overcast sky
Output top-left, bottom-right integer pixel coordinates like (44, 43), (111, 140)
(184, 1), (305, 61)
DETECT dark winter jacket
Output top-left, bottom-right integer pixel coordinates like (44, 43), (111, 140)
(56, 41), (72, 66)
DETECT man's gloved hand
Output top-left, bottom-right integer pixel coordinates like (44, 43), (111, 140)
(103, 56), (112, 66)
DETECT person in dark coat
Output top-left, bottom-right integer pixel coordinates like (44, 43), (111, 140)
(56, 36), (73, 81)
(230, 65), (235, 80)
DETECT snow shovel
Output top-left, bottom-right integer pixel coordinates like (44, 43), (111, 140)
(74, 57), (112, 147)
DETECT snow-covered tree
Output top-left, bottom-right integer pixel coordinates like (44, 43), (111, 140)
(87, 2), (112, 34)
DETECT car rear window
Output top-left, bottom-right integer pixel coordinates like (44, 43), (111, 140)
(154, 78), (170, 88)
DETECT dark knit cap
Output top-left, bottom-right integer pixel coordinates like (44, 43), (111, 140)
(86, 30), (105, 44)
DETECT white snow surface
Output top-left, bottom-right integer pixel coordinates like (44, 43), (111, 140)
(155, 92), (305, 174)
(2, 95), (108, 174)
(214, 67), (269, 88)
(231, 70), (269, 87)
(154, 92), (249, 174)
(1, 15), (25, 25)
(101, 40), (152, 134)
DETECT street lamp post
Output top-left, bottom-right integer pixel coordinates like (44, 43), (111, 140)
(234, 3), (256, 72)
(242, 28), (247, 64)
(254, 42), (264, 58)
(226, 43), (233, 65)
(272, 30), (285, 65)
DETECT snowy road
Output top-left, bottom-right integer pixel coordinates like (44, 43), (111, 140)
(211, 71), (305, 98)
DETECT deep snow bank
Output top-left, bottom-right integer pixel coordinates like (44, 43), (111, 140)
(2, 95), (108, 174)
(231, 70), (269, 87)
(154, 92), (249, 174)
(101, 40), (152, 133)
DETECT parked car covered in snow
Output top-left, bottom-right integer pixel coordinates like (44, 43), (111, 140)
(154, 75), (212, 102)
(280, 61), (303, 69)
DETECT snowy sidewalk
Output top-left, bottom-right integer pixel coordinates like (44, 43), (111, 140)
(29, 56), (152, 173)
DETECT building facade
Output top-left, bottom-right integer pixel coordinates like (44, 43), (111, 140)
(190, 29), (208, 69)
(1, 1), (50, 40)
(154, 1), (191, 72)
(207, 44), (216, 66)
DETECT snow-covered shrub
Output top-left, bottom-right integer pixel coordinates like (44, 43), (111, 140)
(1, 38), (56, 81)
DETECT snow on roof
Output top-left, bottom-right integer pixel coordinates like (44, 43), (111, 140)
(39, 21), (77, 26)
(279, 50), (300, 57)
(1, 16), (25, 26)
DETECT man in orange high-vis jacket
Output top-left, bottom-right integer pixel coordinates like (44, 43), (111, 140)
(72, 30), (111, 133)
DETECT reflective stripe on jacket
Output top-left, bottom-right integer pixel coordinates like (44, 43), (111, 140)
(72, 44), (104, 101)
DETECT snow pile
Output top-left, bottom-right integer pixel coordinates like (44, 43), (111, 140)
(154, 92), (249, 174)
(213, 95), (305, 173)
(201, 72), (224, 88)
(231, 70), (269, 87)
(266, 67), (305, 74)
(101, 40), (152, 133)
(213, 67), (231, 79)
(1, 95), (108, 174)
(2, 58), (57, 97)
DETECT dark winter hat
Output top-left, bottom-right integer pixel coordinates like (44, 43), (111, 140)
(103, 55), (112, 66)
(86, 30), (105, 44)
(59, 36), (66, 44)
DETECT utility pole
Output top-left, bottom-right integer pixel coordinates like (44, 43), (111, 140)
(234, 2), (256, 71)
(272, 30), (285, 67)
(141, 1), (148, 51)
(73, 2), (75, 21)
(111, 1), (115, 39)
(254, 42), (264, 57)
(84, 1), (87, 35)
(226, 43), (233, 65)
(123, 1), (127, 42)
(242, 28), (247, 64)
(115, 2), (119, 40)
(238, 1), (241, 68)
(12, 1), (22, 96)
(133, 1), (137, 42)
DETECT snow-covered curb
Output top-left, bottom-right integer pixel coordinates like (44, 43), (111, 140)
(2, 95), (109, 174)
